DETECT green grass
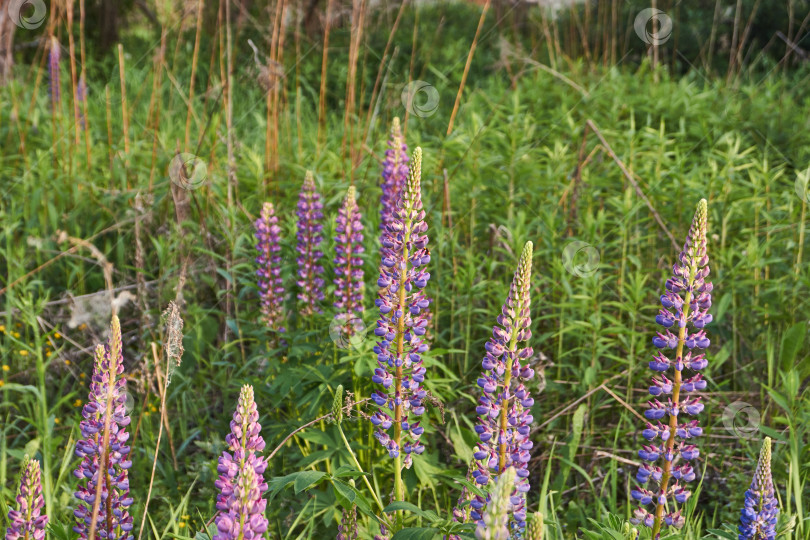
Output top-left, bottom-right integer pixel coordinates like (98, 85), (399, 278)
(1, 2), (809, 538)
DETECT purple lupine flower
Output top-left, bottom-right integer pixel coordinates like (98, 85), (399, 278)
(632, 199), (711, 537)
(371, 147), (430, 478)
(214, 385), (269, 539)
(48, 36), (61, 109)
(333, 186), (365, 321)
(6, 457), (48, 540)
(739, 437), (778, 540)
(73, 315), (135, 538)
(255, 202), (286, 334)
(468, 241), (535, 533)
(380, 117), (409, 231)
(295, 171), (325, 315)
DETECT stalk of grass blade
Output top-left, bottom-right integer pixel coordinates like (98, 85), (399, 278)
(105, 85), (113, 177)
(138, 304), (184, 540)
(117, 44), (129, 175)
(317, 0), (334, 155)
(78, 0), (91, 166)
(65, 0), (80, 147)
(147, 30), (167, 192)
(184, 0), (204, 152)
(447, 0), (490, 136)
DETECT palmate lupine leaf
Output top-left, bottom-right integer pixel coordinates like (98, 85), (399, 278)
(632, 199), (712, 538)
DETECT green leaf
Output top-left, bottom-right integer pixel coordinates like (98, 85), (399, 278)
(391, 527), (440, 540)
(779, 322), (806, 372)
(294, 470), (327, 493)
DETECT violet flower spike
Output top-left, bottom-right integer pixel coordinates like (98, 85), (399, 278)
(739, 437), (778, 540)
(255, 202), (286, 334)
(371, 147), (430, 498)
(379, 117), (409, 231)
(73, 315), (135, 539)
(467, 241), (535, 533)
(48, 36), (60, 109)
(632, 199), (711, 538)
(214, 385), (269, 539)
(6, 456), (48, 540)
(333, 186), (365, 322)
(295, 171), (325, 316)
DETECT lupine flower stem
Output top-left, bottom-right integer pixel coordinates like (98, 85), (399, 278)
(371, 147), (431, 522)
(334, 186), (365, 326)
(633, 199), (711, 538)
(255, 202), (286, 339)
(467, 241), (535, 532)
(74, 315), (134, 539)
(213, 385), (269, 539)
(296, 171), (325, 316)
(738, 437), (778, 540)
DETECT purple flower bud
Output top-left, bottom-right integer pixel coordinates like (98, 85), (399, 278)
(739, 437), (778, 540)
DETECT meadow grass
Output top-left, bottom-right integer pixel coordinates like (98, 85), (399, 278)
(1, 2), (809, 539)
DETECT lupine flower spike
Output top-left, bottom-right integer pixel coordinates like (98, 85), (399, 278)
(6, 456), (48, 540)
(214, 385), (269, 539)
(334, 186), (365, 326)
(525, 512), (544, 540)
(739, 437), (778, 540)
(466, 241), (535, 533)
(73, 315), (135, 538)
(295, 171), (325, 315)
(380, 117), (409, 231)
(371, 147), (431, 500)
(632, 199), (712, 538)
(48, 36), (61, 110)
(255, 202), (286, 335)
(476, 467), (517, 540)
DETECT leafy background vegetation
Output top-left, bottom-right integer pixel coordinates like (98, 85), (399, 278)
(1, 0), (809, 538)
